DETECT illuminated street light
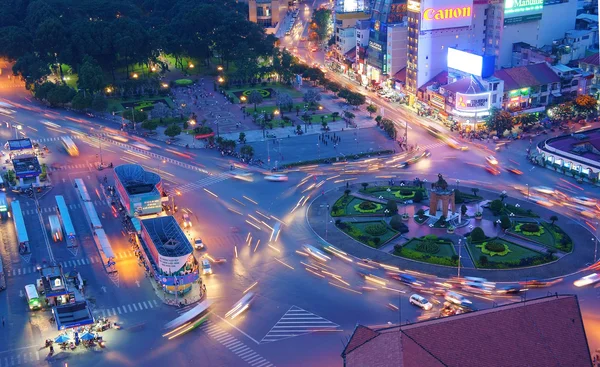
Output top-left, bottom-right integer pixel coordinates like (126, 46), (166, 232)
(217, 66), (223, 71)
(132, 73), (139, 79)
(105, 87), (112, 94)
(274, 110), (280, 116)
(189, 119), (196, 126)
(218, 77), (224, 83)
(189, 63), (195, 69)
(240, 96), (247, 102)
(161, 83), (169, 88)
(318, 106), (323, 110)
(151, 66), (157, 72)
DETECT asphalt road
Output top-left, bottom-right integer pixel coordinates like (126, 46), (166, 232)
(0, 74), (600, 367)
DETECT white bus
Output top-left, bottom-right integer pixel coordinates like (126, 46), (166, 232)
(61, 136), (79, 156)
(25, 284), (41, 310)
(49, 215), (63, 242)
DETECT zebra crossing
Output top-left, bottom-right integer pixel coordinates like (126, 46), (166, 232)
(93, 299), (160, 318)
(419, 142), (445, 150)
(260, 306), (339, 344)
(6, 251), (136, 277)
(199, 320), (275, 367)
(0, 349), (39, 367)
(173, 174), (230, 195)
(32, 135), (81, 143)
(20, 201), (107, 216)
(46, 162), (97, 172)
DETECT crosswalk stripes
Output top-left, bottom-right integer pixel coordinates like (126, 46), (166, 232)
(419, 142), (445, 150)
(173, 174), (230, 195)
(0, 350), (40, 367)
(199, 321), (274, 367)
(21, 201), (108, 216)
(46, 163), (96, 172)
(94, 299), (160, 318)
(260, 306), (339, 344)
(7, 251), (136, 277)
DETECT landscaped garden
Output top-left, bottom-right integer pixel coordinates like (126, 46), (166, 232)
(466, 237), (555, 269)
(331, 195), (386, 217)
(508, 221), (573, 252)
(360, 185), (427, 203)
(488, 199), (539, 218)
(225, 84), (303, 103)
(393, 235), (458, 266)
(108, 96), (176, 114)
(336, 220), (399, 248)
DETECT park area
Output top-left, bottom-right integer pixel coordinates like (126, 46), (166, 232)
(331, 195), (387, 217)
(466, 237), (555, 269)
(393, 235), (458, 267)
(508, 221), (573, 252)
(360, 185), (427, 203)
(336, 220), (399, 248)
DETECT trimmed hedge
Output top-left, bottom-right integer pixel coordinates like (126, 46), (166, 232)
(416, 241), (440, 254)
(365, 223), (387, 236)
(520, 223), (540, 233)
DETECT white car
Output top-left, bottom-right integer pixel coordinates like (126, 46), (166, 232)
(202, 259), (212, 275)
(182, 213), (192, 228)
(225, 292), (255, 319)
(571, 196), (597, 207)
(303, 244), (331, 262)
(194, 238), (204, 250)
(265, 174), (288, 182)
(533, 186), (555, 195)
(409, 294), (433, 311)
(444, 291), (472, 306)
(574, 273), (600, 287)
(485, 156), (498, 165)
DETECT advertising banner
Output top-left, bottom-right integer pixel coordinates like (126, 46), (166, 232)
(420, 0), (473, 31)
(160, 272), (199, 286)
(504, 0), (544, 24)
(455, 92), (491, 112)
(158, 254), (192, 274)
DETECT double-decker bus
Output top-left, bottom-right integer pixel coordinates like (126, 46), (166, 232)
(61, 136), (79, 157)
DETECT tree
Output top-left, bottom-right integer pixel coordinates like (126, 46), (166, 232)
(46, 84), (75, 106)
(366, 104), (377, 117)
(276, 92), (294, 113)
(381, 118), (396, 139)
(549, 215), (558, 225)
(301, 113), (312, 132)
(485, 107), (513, 134)
(311, 8), (332, 40)
(500, 215), (511, 230)
(141, 119), (159, 131)
(241, 145), (254, 159)
(331, 112), (339, 121)
(549, 103), (574, 122)
(343, 111), (355, 126)
(303, 90), (321, 107)
(238, 132), (246, 143)
(361, 182), (369, 190)
(71, 92), (92, 111)
(461, 204), (468, 216)
(385, 200), (398, 215)
(413, 190), (424, 203)
(91, 94), (108, 112)
(77, 57), (104, 95)
(490, 199), (503, 215)
(247, 90), (264, 111)
(499, 192), (508, 202)
(390, 215), (409, 233)
(164, 124), (182, 138)
(471, 188), (479, 197)
(12, 53), (50, 89)
(470, 227), (486, 242)
(574, 95), (597, 118)
(346, 92), (366, 107)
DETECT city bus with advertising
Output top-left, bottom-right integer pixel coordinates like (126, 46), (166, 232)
(61, 136), (79, 157)
(49, 215), (63, 242)
(0, 192), (8, 218)
(25, 284), (41, 310)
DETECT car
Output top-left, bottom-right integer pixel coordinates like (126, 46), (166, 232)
(574, 273), (600, 287)
(303, 244), (331, 262)
(520, 279), (548, 288)
(506, 167), (523, 175)
(485, 166), (501, 175)
(182, 213), (192, 228)
(496, 284), (527, 294)
(409, 294), (433, 311)
(439, 301), (473, 317)
(462, 282), (493, 295)
(485, 156), (498, 165)
(571, 196), (597, 207)
(265, 174), (288, 182)
(532, 186), (554, 195)
(225, 292), (255, 319)
(194, 238), (204, 250)
(390, 273), (420, 286)
(202, 259), (212, 275)
(444, 291), (472, 306)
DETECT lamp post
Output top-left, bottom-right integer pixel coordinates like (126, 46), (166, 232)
(594, 221), (599, 263)
(457, 238), (462, 278)
(456, 179), (460, 191)
(189, 119), (196, 146)
(525, 184), (530, 200)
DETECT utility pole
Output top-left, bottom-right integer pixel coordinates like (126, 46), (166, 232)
(99, 138), (103, 167)
(457, 238), (462, 279)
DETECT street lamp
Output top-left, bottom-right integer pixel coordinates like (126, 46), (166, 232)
(189, 63), (195, 69)
(457, 238), (463, 278)
(240, 96), (247, 103)
(218, 77), (224, 83)
(132, 73), (139, 79)
(189, 119), (196, 146)
(217, 66), (223, 71)
(105, 87), (112, 94)
(161, 83), (169, 88)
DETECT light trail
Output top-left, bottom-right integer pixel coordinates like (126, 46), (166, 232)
(232, 198), (246, 206)
(234, 246), (238, 258)
(254, 240), (260, 252)
(329, 282), (362, 294)
(227, 207), (243, 215)
(203, 188), (218, 198)
(268, 244), (281, 253)
(243, 195), (258, 204)
(245, 220), (261, 230)
(243, 281), (258, 294)
(256, 211), (270, 220)
(274, 258), (294, 270)
(305, 267), (325, 278)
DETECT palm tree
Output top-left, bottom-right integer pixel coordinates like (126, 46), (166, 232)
(471, 188), (479, 197)
(549, 215), (558, 225)
(331, 112), (339, 122)
(301, 113), (312, 133)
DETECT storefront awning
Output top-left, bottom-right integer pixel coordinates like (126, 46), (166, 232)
(53, 302), (95, 331)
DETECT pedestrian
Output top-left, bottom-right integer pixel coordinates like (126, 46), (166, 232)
(2, 316), (4, 327)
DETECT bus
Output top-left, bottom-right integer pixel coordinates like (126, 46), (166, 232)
(163, 300), (213, 339)
(49, 215), (63, 242)
(25, 284), (41, 310)
(0, 192), (8, 215)
(11, 201), (29, 253)
(0, 175), (6, 191)
(74, 178), (92, 202)
(56, 196), (76, 246)
(61, 136), (79, 157)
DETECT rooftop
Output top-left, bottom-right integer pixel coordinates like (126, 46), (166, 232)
(6, 138), (33, 151)
(114, 164), (161, 196)
(12, 156), (41, 176)
(578, 53), (600, 66)
(343, 295), (592, 367)
(141, 216), (192, 258)
(443, 77), (486, 94)
(494, 63), (561, 91)
(547, 128), (600, 164)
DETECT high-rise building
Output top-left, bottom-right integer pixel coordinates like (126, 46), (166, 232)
(248, 0), (288, 28)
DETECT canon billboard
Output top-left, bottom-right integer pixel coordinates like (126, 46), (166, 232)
(420, 0), (474, 31)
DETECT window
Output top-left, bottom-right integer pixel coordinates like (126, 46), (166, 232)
(492, 94), (497, 103)
(540, 95), (547, 104)
(493, 83), (498, 91)
(541, 85), (547, 93)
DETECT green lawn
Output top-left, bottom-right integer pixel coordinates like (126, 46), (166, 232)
(361, 185), (427, 202)
(509, 221), (555, 248)
(60, 65), (78, 90)
(467, 238), (553, 269)
(225, 83), (303, 103)
(394, 237), (458, 266)
(345, 197), (385, 216)
(107, 96), (176, 114)
(544, 222), (573, 252)
(337, 220), (398, 248)
(501, 204), (539, 218)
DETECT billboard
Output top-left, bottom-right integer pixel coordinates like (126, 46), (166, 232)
(504, 0), (544, 24)
(455, 92), (491, 113)
(447, 48), (495, 78)
(420, 0), (474, 31)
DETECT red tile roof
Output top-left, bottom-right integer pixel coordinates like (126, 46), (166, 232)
(578, 53), (600, 66)
(343, 295), (592, 367)
(342, 325), (380, 356)
(494, 63), (561, 91)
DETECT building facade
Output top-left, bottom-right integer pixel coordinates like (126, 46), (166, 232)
(248, 0), (288, 27)
(113, 164), (164, 218)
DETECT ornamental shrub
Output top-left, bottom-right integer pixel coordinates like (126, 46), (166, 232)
(413, 190), (424, 203)
(365, 223), (387, 236)
(416, 241), (440, 254)
(520, 223), (540, 233)
(359, 201), (377, 210)
(500, 215), (511, 229)
(490, 199), (503, 215)
(416, 209), (425, 218)
(484, 241), (506, 253)
(470, 227), (486, 242)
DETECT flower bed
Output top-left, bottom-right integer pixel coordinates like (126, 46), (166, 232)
(360, 185), (427, 202)
(336, 220), (398, 248)
(544, 222), (573, 252)
(467, 238), (554, 269)
(393, 236), (457, 266)
(509, 221), (555, 248)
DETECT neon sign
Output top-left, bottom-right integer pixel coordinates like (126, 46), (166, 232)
(423, 6), (471, 21)
(420, 0), (473, 31)
(455, 92), (491, 112)
(504, 0), (544, 15)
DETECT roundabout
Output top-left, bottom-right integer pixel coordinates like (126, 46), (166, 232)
(307, 175), (595, 281)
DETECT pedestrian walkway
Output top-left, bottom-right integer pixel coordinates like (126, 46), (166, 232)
(93, 299), (160, 318)
(20, 200), (108, 216)
(6, 251), (136, 277)
(173, 173), (231, 195)
(260, 306), (339, 344)
(46, 163), (98, 172)
(199, 320), (275, 367)
(0, 348), (39, 367)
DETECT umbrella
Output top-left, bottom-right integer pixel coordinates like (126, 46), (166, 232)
(80, 332), (95, 341)
(54, 334), (71, 343)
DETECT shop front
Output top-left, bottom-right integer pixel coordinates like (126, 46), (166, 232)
(451, 91), (491, 131)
